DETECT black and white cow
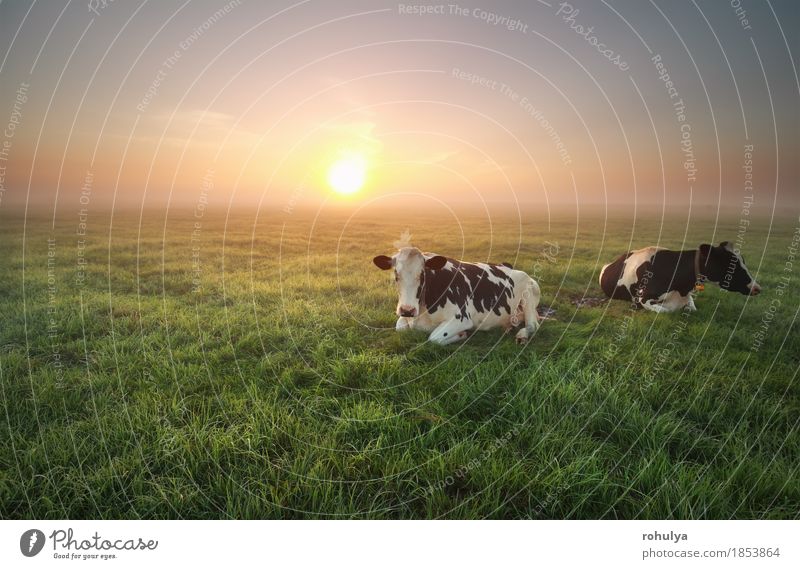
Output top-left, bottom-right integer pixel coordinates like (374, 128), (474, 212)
(373, 247), (541, 345)
(599, 241), (761, 313)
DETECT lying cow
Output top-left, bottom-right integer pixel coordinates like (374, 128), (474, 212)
(599, 241), (761, 313)
(373, 247), (541, 345)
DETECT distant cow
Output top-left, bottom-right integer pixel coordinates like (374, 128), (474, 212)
(373, 247), (541, 345)
(599, 241), (761, 313)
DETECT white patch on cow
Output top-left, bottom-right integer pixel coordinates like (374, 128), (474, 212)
(642, 290), (692, 313)
(616, 246), (665, 295)
(427, 318), (473, 345)
(599, 262), (611, 287)
(393, 247), (426, 316)
(659, 290), (690, 311)
(514, 278), (541, 344)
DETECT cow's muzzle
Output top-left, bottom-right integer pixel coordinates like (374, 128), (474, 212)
(398, 305), (417, 317)
(749, 283), (762, 296)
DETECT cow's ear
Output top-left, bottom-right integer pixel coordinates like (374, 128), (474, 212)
(373, 255), (393, 270)
(719, 241), (733, 251)
(425, 255), (447, 270)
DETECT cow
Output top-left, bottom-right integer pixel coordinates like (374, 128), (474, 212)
(372, 247), (541, 345)
(599, 241), (761, 313)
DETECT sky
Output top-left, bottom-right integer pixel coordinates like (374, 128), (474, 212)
(0, 0), (798, 219)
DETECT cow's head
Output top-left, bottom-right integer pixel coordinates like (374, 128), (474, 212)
(373, 247), (447, 317)
(700, 241), (761, 296)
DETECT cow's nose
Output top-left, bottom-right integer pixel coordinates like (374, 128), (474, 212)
(398, 305), (417, 317)
(750, 283), (762, 296)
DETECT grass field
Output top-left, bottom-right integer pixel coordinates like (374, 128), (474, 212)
(1, 210), (798, 519)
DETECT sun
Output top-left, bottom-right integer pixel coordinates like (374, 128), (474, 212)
(327, 154), (367, 196)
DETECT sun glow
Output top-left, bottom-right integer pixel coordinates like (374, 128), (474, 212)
(327, 154), (367, 195)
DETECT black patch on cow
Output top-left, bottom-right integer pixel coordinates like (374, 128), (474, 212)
(501, 262), (513, 269)
(421, 260), (515, 319)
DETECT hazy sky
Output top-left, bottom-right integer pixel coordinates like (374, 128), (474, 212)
(0, 0), (797, 218)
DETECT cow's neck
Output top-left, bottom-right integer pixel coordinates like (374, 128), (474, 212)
(694, 247), (721, 283)
(694, 249), (707, 282)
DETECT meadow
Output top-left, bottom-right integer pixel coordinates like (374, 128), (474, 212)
(1, 209), (798, 519)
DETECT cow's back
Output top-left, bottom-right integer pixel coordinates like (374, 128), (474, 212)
(423, 259), (520, 322)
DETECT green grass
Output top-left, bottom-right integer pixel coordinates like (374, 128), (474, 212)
(1, 210), (798, 519)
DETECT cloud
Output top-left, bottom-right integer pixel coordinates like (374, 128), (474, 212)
(131, 109), (259, 149)
(155, 109), (236, 131)
(321, 121), (383, 159)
